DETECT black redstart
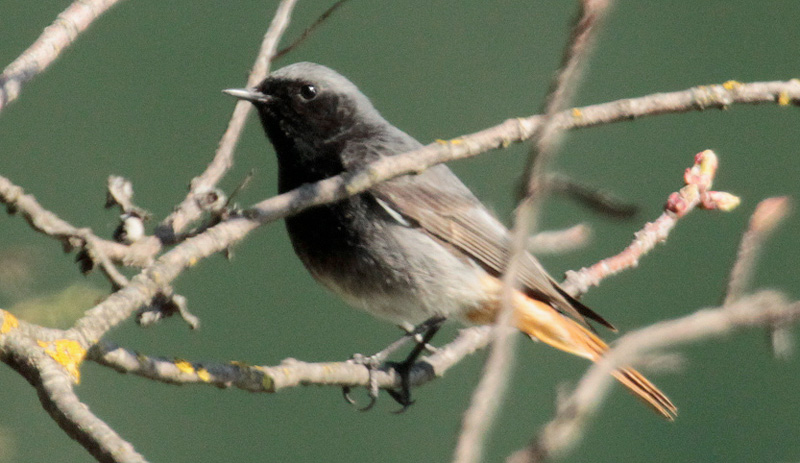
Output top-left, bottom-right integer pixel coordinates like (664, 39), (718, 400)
(224, 62), (676, 419)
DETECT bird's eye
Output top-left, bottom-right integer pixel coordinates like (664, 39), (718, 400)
(299, 84), (318, 100)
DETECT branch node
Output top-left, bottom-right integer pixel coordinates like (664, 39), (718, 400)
(105, 175), (151, 219)
(137, 292), (199, 329)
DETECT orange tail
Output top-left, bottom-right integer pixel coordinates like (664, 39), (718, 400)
(470, 281), (677, 420)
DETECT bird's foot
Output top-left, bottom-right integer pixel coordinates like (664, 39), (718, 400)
(343, 353), (383, 411)
(385, 317), (444, 413)
(342, 316), (445, 412)
(384, 358), (416, 413)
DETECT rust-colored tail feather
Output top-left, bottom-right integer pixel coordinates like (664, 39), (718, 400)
(509, 291), (677, 420)
(612, 368), (677, 420)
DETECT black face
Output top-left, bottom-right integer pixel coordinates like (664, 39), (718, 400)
(255, 76), (365, 150)
(236, 63), (387, 191)
(252, 75), (371, 190)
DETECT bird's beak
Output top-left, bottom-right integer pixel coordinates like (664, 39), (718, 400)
(222, 88), (271, 104)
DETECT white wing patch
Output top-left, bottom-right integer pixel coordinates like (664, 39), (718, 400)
(375, 197), (412, 227)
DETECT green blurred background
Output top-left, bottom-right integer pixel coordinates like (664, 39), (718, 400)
(1, 1), (799, 462)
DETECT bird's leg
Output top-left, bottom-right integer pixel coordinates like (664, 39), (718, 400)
(342, 316), (445, 411)
(386, 316), (445, 413)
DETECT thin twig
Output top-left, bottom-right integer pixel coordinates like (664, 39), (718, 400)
(157, 0), (300, 242)
(521, 0), (612, 199)
(725, 197), (791, 305)
(273, 0), (352, 60)
(242, 79), (799, 226)
(546, 174), (638, 218)
(453, 3), (612, 462)
(0, 0), (125, 113)
(723, 196), (792, 358)
(561, 150), (740, 297)
(0, 174), (148, 284)
(527, 224), (591, 255)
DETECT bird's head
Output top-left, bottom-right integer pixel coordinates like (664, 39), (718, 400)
(225, 62), (382, 153)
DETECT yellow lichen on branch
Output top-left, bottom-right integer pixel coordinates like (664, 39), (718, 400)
(1, 310), (19, 334)
(37, 339), (86, 383)
(174, 359), (195, 374)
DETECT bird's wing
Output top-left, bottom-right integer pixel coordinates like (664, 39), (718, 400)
(371, 163), (614, 330)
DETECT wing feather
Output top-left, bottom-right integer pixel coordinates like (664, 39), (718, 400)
(371, 164), (614, 330)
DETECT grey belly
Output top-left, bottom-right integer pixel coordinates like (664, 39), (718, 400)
(298, 215), (486, 325)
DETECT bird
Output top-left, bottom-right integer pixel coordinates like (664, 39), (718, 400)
(224, 62), (676, 420)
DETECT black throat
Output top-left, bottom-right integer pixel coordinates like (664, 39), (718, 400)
(257, 107), (378, 278)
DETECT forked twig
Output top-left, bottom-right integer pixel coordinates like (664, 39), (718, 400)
(562, 150), (740, 297)
(157, 0), (300, 241)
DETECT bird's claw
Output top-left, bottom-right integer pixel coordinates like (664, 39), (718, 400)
(342, 353), (382, 411)
(342, 316), (445, 412)
(342, 385), (378, 411)
(385, 359), (416, 414)
(342, 386), (357, 405)
(387, 390), (415, 414)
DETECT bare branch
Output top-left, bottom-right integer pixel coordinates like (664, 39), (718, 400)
(725, 197), (791, 304)
(106, 176), (151, 220)
(0, 0), (125, 113)
(454, 3), (612, 462)
(157, 0), (300, 242)
(2, 333), (145, 463)
(246, 78), (799, 228)
(521, 0), (612, 198)
(88, 327), (492, 394)
(0, 175), (96, 249)
(67, 215), (260, 345)
(723, 196), (792, 358)
(509, 193), (787, 462)
(561, 150), (740, 297)
(0, 174), (151, 285)
(509, 290), (800, 463)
